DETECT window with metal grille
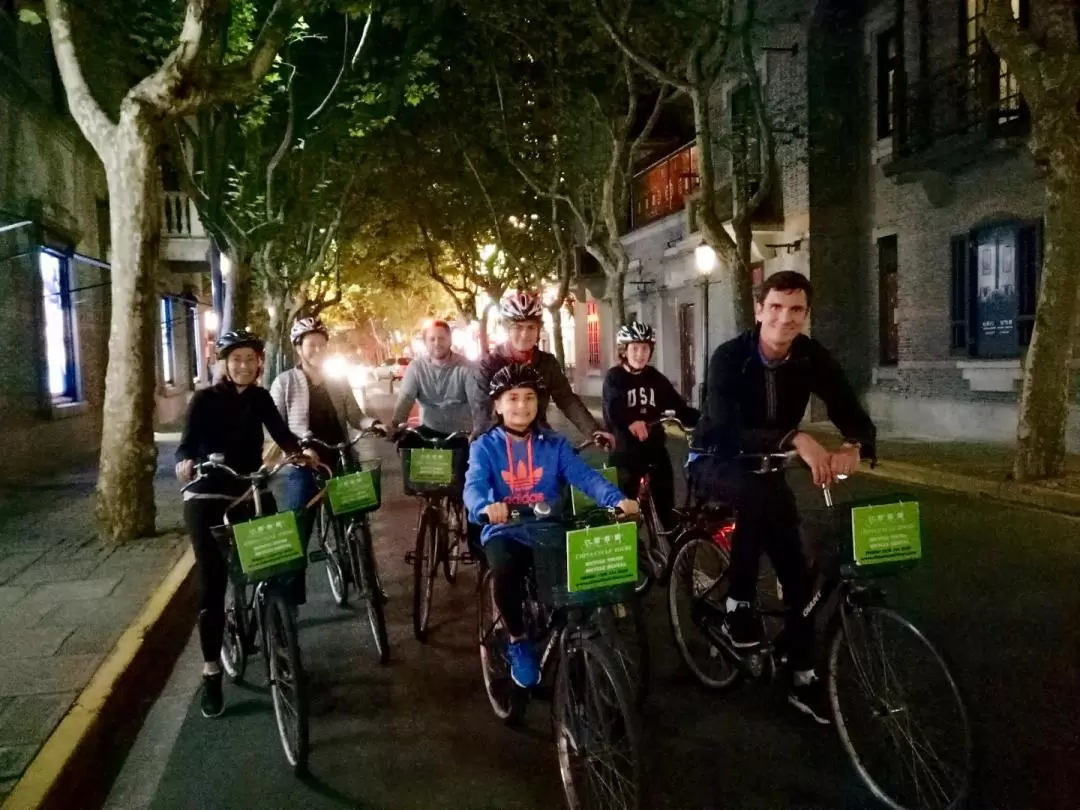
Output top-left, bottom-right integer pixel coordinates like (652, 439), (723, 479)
(876, 28), (898, 140)
(586, 302), (601, 370)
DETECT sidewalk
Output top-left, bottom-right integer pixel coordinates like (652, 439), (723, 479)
(577, 393), (1080, 515)
(0, 443), (189, 806)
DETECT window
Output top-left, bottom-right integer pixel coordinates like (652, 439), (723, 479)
(962, 0), (1025, 127)
(186, 303), (200, 385)
(730, 86), (762, 199)
(876, 28), (898, 140)
(40, 251), (79, 401)
(878, 236), (899, 365)
(950, 220), (1040, 358)
(586, 302), (601, 370)
(160, 297), (175, 386)
(631, 143), (699, 229)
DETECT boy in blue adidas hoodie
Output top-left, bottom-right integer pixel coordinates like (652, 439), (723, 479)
(465, 364), (638, 688)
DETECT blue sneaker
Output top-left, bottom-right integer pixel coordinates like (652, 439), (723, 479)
(507, 639), (540, 688)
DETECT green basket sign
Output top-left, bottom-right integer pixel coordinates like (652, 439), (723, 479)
(408, 448), (454, 484)
(851, 501), (922, 566)
(232, 512), (305, 578)
(327, 469), (379, 515)
(570, 466), (619, 515)
(566, 521), (638, 592)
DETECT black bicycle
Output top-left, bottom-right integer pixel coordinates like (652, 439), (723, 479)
(667, 452), (973, 810)
(184, 454), (313, 774)
(303, 430), (390, 665)
(477, 503), (645, 810)
(397, 426), (472, 642)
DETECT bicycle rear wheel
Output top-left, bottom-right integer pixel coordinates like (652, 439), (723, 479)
(350, 517), (390, 665)
(220, 578), (249, 683)
(829, 604), (973, 810)
(265, 592), (309, 774)
(477, 569), (527, 725)
(321, 506), (349, 607)
(554, 635), (643, 810)
(443, 500), (463, 585)
(412, 507), (438, 641)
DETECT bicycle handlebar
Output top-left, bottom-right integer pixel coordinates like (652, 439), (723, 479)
(300, 428), (383, 453)
(477, 502), (626, 525)
(575, 432), (613, 452)
(394, 425), (469, 446)
(180, 453), (301, 493)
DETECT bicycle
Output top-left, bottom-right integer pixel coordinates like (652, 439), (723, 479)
(183, 453), (315, 774)
(476, 503), (644, 810)
(303, 430), (390, 665)
(397, 426), (472, 642)
(667, 452), (973, 810)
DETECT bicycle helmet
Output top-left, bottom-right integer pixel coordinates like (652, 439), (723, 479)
(616, 321), (656, 345)
(215, 329), (264, 358)
(290, 315), (329, 346)
(499, 291), (543, 322)
(489, 363), (546, 400)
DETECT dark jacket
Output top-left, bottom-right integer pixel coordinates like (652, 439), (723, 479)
(602, 364), (699, 456)
(176, 381), (301, 496)
(692, 328), (876, 460)
(470, 345), (601, 437)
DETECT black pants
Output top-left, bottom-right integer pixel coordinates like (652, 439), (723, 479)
(693, 459), (815, 671)
(613, 444), (676, 530)
(485, 536), (533, 638)
(184, 495), (275, 664)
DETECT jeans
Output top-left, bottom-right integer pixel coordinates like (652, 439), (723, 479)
(280, 466), (320, 604)
(485, 537), (533, 638)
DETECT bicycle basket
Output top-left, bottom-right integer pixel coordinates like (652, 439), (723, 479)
(568, 465), (620, 516)
(402, 446), (466, 496)
(801, 492), (922, 578)
(532, 515), (638, 609)
(326, 458), (383, 516)
(211, 511), (308, 585)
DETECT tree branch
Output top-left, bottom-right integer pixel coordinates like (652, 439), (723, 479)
(592, 0), (690, 93)
(44, 0), (116, 159)
(308, 13), (349, 121)
(266, 68), (296, 221)
(738, 20), (776, 220)
(350, 10), (374, 68)
(982, 0), (1044, 94)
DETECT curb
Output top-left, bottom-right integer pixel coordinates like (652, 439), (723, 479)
(2, 547), (196, 810)
(860, 459), (1080, 516)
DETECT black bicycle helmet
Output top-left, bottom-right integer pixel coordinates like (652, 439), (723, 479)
(489, 363), (546, 400)
(290, 315), (329, 346)
(215, 329), (265, 358)
(616, 321), (656, 345)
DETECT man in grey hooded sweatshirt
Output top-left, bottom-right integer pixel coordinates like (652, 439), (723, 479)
(391, 319), (477, 436)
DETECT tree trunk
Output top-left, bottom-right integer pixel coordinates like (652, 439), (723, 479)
(606, 263), (627, 327)
(1013, 159), (1080, 480)
(732, 216), (755, 333)
(478, 303), (494, 358)
(222, 248), (253, 333)
(96, 104), (161, 543)
(549, 304), (566, 368)
(263, 291), (290, 386)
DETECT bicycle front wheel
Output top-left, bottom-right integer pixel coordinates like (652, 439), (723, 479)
(443, 500), (463, 585)
(597, 599), (651, 707)
(829, 604), (973, 810)
(265, 592), (309, 774)
(412, 508), (438, 641)
(554, 635), (643, 810)
(321, 506), (349, 607)
(220, 578), (249, 683)
(350, 517), (390, 665)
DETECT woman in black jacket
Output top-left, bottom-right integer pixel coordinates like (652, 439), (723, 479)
(175, 329), (304, 719)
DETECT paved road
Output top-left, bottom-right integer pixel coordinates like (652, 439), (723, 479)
(106, 394), (1080, 809)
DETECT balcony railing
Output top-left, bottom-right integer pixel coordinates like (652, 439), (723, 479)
(162, 191), (205, 239)
(894, 52), (1027, 160)
(631, 143), (700, 230)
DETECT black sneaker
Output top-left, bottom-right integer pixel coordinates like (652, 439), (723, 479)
(721, 602), (761, 648)
(789, 674), (831, 725)
(201, 672), (224, 718)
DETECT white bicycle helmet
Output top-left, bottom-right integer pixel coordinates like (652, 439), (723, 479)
(616, 321), (656, 345)
(290, 316), (329, 346)
(499, 291), (543, 322)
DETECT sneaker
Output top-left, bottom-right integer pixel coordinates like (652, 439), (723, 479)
(721, 602), (762, 648)
(788, 673), (831, 725)
(507, 640), (540, 688)
(200, 672), (224, 718)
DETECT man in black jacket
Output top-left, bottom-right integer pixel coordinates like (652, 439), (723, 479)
(692, 271), (876, 725)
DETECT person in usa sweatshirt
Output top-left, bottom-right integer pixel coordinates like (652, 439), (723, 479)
(464, 363), (638, 688)
(602, 322), (699, 531)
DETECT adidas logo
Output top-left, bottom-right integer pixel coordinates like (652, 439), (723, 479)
(501, 460), (544, 493)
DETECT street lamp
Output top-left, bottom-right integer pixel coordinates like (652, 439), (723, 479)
(695, 244), (718, 405)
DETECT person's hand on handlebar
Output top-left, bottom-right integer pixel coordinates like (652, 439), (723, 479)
(617, 498), (639, 516)
(830, 442), (861, 480)
(369, 420), (388, 438)
(628, 421), (649, 442)
(593, 430), (616, 449)
(175, 459), (195, 483)
(792, 432), (834, 487)
(483, 502), (510, 525)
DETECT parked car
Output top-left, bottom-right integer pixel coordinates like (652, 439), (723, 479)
(371, 357), (411, 388)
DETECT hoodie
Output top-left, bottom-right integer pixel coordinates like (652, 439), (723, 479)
(464, 426), (625, 546)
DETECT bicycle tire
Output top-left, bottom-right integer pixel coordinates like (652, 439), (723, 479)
(265, 592), (309, 774)
(554, 634), (644, 810)
(828, 604), (973, 810)
(598, 599), (651, 707)
(322, 506), (349, 607)
(476, 569), (527, 725)
(220, 578), (248, 683)
(667, 532), (742, 691)
(412, 507), (438, 642)
(443, 499), (462, 585)
(351, 517), (390, 665)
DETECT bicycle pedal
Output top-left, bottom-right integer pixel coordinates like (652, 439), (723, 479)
(308, 549), (327, 564)
(404, 551), (417, 565)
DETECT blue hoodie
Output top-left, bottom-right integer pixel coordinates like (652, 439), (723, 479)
(464, 426), (625, 546)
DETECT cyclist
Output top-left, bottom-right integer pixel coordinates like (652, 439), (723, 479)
(270, 315), (385, 540)
(175, 330), (306, 719)
(464, 364), (639, 688)
(690, 271), (876, 725)
(470, 291), (615, 448)
(603, 321), (699, 530)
